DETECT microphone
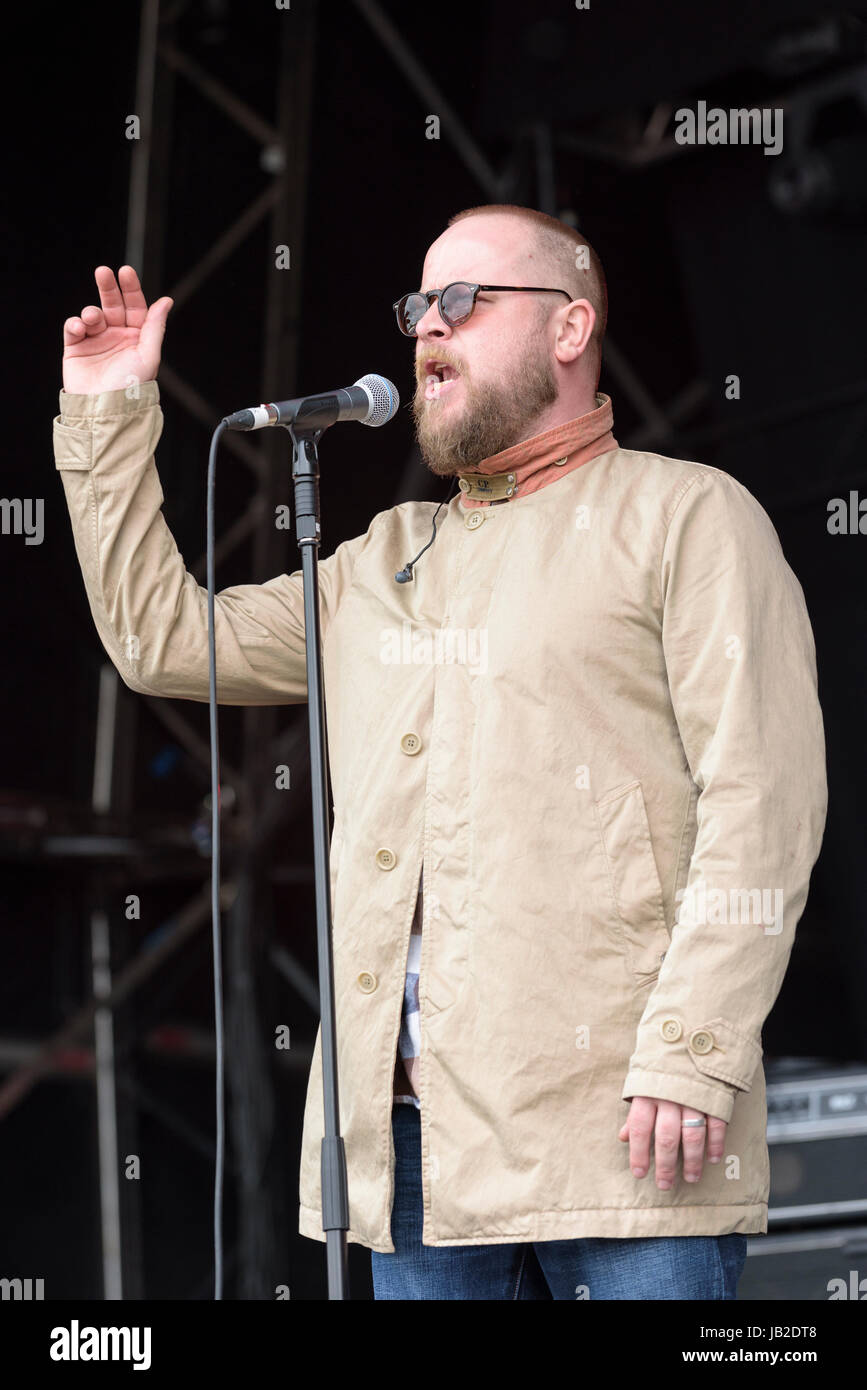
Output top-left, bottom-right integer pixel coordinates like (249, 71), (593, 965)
(394, 480), (459, 583)
(223, 374), (399, 432)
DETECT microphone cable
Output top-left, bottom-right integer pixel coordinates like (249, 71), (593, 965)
(207, 421), (228, 1300)
(394, 477), (459, 582)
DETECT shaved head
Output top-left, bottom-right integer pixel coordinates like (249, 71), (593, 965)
(445, 205), (607, 385)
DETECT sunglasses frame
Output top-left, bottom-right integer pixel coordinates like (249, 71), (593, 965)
(392, 282), (574, 336)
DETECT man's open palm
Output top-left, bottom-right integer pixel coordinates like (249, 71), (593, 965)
(62, 266), (173, 396)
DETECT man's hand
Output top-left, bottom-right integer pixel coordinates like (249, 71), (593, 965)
(618, 1097), (727, 1188)
(62, 266), (173, 395)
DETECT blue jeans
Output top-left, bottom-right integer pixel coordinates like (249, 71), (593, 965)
(371, 1102), (748, 1300)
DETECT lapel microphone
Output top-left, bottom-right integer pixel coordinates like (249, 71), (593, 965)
(395, 479), (459, 583)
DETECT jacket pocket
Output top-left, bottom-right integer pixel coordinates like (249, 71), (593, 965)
(594, 779), (670, 982)
(53, 419), (95, 469)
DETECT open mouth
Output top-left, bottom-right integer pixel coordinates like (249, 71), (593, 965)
(423, 360), (462, 402)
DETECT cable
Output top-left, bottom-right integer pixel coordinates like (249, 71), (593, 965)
(207, 422), (227, 1301)
(394, 477), (459, 582)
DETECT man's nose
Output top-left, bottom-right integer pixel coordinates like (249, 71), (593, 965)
(415, 297), (451, 342)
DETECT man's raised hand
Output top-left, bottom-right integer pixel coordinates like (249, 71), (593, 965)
(62, 266), (173, 396)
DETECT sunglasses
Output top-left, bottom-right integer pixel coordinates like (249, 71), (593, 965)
(392, 282), (573, 337)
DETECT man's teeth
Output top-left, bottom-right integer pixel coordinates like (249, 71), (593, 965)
(425, 372), (459, 399)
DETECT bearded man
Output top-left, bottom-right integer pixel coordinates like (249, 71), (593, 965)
(55, 204), (827, 1300)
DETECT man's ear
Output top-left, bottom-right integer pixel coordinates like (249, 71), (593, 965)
(554, 299), (595, 364)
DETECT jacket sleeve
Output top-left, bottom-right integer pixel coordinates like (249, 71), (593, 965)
(620, 467), (828, 1122)
(53, 380), (367, 704)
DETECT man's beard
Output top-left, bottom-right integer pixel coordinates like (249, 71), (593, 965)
(411, 334), (558, 477)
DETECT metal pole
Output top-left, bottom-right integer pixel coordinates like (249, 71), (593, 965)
(90, 907), (123, 1300)
(90, 665), (123, 1300)
(126, 0), (160, 273)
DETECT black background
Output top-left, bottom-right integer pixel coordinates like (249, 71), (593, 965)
(1, 0), (866, 1300)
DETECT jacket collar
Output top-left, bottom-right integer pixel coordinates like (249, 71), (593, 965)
(457, 392), (617, 505)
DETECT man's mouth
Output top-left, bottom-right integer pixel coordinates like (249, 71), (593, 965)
(422, 360), (462, 402)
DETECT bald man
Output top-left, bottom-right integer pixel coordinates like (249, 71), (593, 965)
(55, 204), (826, 1300)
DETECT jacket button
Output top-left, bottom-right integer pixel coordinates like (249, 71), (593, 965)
(400, 732), (422, 756)
(357, 971), (377, 993)
(464, 509), (485, 529)
(660, 1018), (683, 1042)
(689, 1029), (715, 1055)
(375, 847), (396, 870)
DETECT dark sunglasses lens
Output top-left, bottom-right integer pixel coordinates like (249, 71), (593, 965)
(398, 293), (428, 335)
(440, 283), (475, 325)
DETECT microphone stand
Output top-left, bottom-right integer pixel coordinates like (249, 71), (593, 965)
(287, 421), (349, 1300)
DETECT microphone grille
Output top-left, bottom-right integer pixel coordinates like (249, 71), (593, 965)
(355, 374), (400, 427)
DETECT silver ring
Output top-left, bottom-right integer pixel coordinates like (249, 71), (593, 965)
(681, 1118), (707, 1127)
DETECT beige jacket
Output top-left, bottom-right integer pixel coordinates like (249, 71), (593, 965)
(53, 381), (827, 1251)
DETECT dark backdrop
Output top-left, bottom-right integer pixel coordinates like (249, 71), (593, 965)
(1, 0), (865, 1298)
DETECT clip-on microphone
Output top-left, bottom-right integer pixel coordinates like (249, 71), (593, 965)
(394, 479), (459, 583)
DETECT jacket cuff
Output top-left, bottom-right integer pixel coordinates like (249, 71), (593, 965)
(621, 1016), (764, 1123)
(621, 1069), (738, 1123)
(54, 381), (161, 471)
(56, 380), (160, 424)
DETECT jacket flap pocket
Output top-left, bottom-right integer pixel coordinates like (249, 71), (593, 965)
(595, 779), (669, 976)
(53, 419), (94, 470)
(687, 1017), (763, 1092)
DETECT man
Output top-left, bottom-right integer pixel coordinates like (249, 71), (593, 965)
(55, 204), (827, 1300)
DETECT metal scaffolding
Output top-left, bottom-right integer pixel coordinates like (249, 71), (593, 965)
(2, 0), (322, 1300)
